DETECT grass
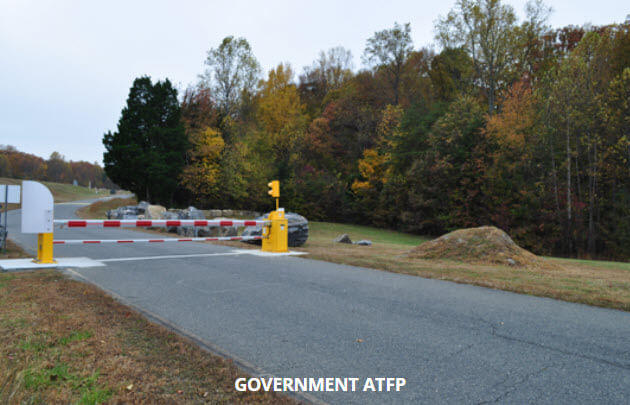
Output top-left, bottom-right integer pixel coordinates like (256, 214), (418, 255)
(308, 221), (430, 246)
(1, 239), (30, 259)
(0, 270), (295, 404)
(0, 177), (112, 206)
(76, 197), (137, 219)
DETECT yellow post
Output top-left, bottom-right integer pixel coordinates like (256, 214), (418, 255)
(262, 180), (288, 253)
(35, 232), (55, 264)
(262, 209), (289, 253)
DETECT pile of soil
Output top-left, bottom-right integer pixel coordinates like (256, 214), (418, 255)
(408, 226), (548, 268)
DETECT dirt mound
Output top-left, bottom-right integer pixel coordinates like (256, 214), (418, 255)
(408, 226), (548, 268)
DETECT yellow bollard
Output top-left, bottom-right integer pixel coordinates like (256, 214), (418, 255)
(35, 232), (56, 264)
(261, 209), (289, 253)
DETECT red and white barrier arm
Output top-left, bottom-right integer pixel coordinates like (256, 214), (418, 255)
(53, 219), (268, 228)
(53, 235), (263, 245)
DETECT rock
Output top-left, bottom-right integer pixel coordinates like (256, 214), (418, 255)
(353, 240), (372, 246)
(241, 212), (309, 247)
(178, 206), (205, 220)
(334, 234), (352, 244)
(507, 258), (516, 266)
(136, 201), (149, 215)
(207, 209), (222, 218)
(145, 204), (166, 219)
(108, 205), (141, 220)
(221, 209), (233, 217)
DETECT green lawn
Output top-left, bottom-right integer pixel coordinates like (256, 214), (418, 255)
(549, 257), (630, 271)
(308, 221), (430, 246)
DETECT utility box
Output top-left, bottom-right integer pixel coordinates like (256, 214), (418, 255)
(21, 181), (54, 234)
(262, 209), (289, 253)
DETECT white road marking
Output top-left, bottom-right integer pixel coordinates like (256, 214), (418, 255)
(98, 252), (244, 262)
(98, 250), (306, 262)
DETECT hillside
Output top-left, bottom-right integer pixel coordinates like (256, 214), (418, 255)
(0, 177), (111, 205)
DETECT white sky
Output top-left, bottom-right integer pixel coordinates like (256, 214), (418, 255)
(0, 0), (627, 164)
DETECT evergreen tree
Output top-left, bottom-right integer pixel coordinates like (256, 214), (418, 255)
(103, 76), (188, 205)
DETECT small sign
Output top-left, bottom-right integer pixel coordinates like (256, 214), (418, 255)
(0, 185), (20, 204)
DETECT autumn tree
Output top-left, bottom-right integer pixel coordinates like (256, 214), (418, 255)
(428, 47), (475, 101)
(202, 36), (261, 117)
(299, 46), (354, 115)
(363, 22), (413, 105)
(256, 63), (307, 180)
(436, 0), (518, 114)
(181, 127), (225, 204)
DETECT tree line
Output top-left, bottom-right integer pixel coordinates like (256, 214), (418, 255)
(103, 0), (630, 260)
(0, 146), (114, 189)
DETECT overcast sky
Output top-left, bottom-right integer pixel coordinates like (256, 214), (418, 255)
(0, 0), (627, 164)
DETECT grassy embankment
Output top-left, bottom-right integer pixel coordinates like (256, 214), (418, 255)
(76, 198), (630, 311)
(0, 177), (111, 210)
(0, 242), (294, 404)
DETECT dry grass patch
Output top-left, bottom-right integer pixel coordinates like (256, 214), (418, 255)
(1, 239), (31, 259)
(0, 270), (296, 404)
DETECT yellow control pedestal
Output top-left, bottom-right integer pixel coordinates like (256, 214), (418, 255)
(34, 232), (56, 264)
(261, 209), (289, 253)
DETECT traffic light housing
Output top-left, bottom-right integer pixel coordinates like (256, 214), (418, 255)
(268, 180), (280, 198)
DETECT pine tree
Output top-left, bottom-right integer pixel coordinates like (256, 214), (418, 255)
(103, 76), (188, 205)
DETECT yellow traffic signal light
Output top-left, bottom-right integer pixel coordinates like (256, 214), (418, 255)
(268, 180), (280, 198)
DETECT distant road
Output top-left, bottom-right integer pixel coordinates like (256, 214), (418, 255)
(6, 199), (630, 404)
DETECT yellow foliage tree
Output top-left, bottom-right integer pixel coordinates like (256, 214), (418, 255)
(352, 105), (403, 194)
(256, 64), (306, 155)
(181, 127), (225, 200)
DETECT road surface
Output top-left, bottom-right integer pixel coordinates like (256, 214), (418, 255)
(5, 198), (630, 404)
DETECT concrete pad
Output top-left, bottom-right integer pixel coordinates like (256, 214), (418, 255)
(231, 249), (308, 257)
(0, 257), (105, 271)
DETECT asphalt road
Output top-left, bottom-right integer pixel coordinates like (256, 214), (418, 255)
(5, 199), (630, 404)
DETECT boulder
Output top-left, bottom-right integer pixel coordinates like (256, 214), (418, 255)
(107, 205), (141, 220)
(353, 240), (372, 246)
(136, 201), (149, 215)
(334, 234), (353, 244)
(145, 204), (166, 219)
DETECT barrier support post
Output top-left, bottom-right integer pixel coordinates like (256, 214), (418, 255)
(36, 232), (55, 264)
(262, 209), (288, 253)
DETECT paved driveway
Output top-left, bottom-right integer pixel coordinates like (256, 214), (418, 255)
(5, 200), (630, 404)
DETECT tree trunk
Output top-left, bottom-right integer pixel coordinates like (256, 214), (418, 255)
(566, 118), (572, 254)
(587, 140), (597, 255)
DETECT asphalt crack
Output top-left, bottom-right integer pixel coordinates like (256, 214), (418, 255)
(476, 362), (561, 404)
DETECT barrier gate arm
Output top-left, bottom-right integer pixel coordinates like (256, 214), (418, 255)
(20, 180), (289, 262)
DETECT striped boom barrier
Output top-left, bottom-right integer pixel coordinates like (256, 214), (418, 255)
(53, 235), (263, 245)
(54, 219), (268, 228)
